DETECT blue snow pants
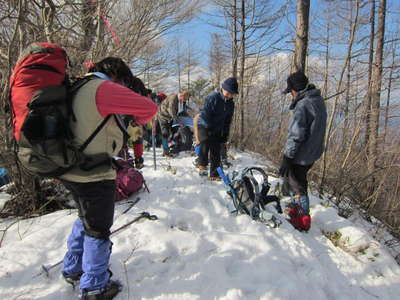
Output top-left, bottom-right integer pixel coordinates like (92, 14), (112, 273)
(61, 180), (115, 291)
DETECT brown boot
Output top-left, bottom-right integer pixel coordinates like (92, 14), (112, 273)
(208, 176), (222, 181)
(198, 165), (208, 176)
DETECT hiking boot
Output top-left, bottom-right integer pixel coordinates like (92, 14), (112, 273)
(170, 147), (180, 155)
(208, 176), (222, 181)
(197, 165), (208, 177)
(222, 159), (232, 168)
(286, 203), (310, 232)
(62, 271), (83, 288)
(134, 157), (144, 169)
(300, 215), (311, 231)
(194, 159), (207, 170)
(192, 158), (200, 168)
(79, 280), (122, 300)
(162, 150), (176, 158)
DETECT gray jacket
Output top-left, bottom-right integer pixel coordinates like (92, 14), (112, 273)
(284, 88), (327, 166)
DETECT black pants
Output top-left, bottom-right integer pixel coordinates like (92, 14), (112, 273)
(61, 180), (115, 239)
(221, 143), (228, 160)
(197, 126), (221, 177)
(283, 163), (313, 196)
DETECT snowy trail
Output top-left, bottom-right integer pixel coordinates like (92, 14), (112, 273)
(0, 149), (399, 300)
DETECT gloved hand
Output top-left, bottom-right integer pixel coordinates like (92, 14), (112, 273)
(127, 123), (143, 142)
(278, 155), (293, 177)
(221, 134), (229, 144)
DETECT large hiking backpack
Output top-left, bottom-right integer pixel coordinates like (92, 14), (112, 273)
(218, 167), (283, 227)
(171, 116), (193, 152)
(114, 158), (146, 202)
(9, 42), (110, 178)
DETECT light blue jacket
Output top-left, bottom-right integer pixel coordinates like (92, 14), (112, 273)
(284, 88), (327, 166)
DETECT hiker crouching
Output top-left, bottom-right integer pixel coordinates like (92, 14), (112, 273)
(157, 91), (190, 157)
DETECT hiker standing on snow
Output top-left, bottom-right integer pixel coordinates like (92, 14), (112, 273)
(157, 91), (190, 157)
(60, 57), (157, 299)
(124, 77), (149, 169)
(194, 77), (238, 181)
(279, 71), (327, 231)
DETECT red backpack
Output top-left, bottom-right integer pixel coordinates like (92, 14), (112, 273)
(9, 42), (111, 177)
(114, 159), (145, 202)
(10, 42), (68, 141)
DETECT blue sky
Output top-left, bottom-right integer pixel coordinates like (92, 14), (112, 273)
(167, 0), (400, 70)
(167, 7), (223, 68)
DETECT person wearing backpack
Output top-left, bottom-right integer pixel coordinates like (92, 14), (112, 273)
(279, 71), (327, 232)
(58, 57), (157, 299)
(157, 91), (190, 157)
(195, 78), (238, 181)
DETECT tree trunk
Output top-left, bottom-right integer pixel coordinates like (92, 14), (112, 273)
(231, 0), (238, 77)
(364, 0), (376, 152)
(80, 0), (97, 57)
(187, 43), (191, 91)
(367, 0), (386, 209)
(239, 0), (245, 147)
(293, 0), (310, 73)
(383, 42), (395, 146)
(323, 20), (330, 99)
(342, 2), (354, 149)
(42, 0), (56, 42)
(368, 0), (386, 174)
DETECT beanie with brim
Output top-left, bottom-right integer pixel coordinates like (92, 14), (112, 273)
(222, 77), (239, 95)
(283, 71), (309, 94)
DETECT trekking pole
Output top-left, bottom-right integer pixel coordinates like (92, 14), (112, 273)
(152, 118), (157, 170)
(33, 212), (158, 279)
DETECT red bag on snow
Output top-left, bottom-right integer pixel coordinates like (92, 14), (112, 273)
(114, 158), (145, 202)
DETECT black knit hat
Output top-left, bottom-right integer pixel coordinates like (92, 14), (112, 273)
(283, 71), (309, 94)
(222, 77), (239, 94)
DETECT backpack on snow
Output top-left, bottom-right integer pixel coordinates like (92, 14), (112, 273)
(114, 158), (146, 202)
(218, 167), (283, 226)
(9, 42), (111, 178)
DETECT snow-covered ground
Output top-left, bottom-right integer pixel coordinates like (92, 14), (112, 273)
(0, 149), (399, 300)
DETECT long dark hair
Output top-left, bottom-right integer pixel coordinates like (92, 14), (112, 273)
(89, 57), (146, 96)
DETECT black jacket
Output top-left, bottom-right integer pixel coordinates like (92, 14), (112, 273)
(200, 91), (235, 141)
(284, 87), (327, 165)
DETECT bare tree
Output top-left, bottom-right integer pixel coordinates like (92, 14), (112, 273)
(182, 41), (200, 92)
(209, 33), (229, 89)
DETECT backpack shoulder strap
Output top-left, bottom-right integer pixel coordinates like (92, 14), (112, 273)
(67, 75), (97, 122)
(78, 115), (112, 152)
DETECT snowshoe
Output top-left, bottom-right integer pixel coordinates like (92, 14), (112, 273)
(62, 271), (82, 289)
(79, 280), (122, 300)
